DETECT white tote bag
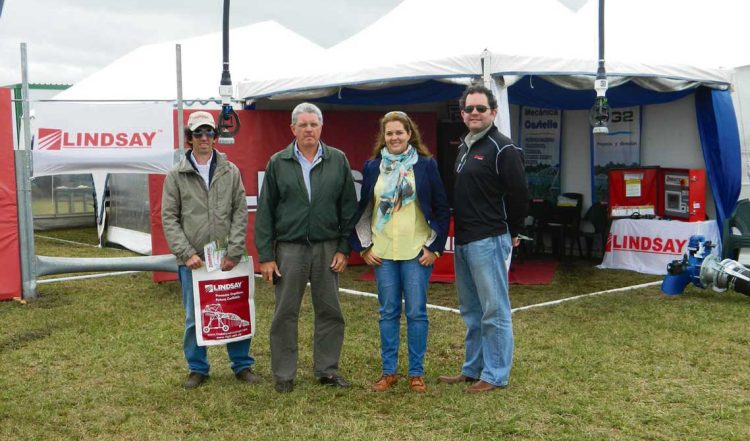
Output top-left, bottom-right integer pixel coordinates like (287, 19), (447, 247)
(191, 259), (255, 346)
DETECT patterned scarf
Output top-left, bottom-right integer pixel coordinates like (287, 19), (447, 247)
(374, 145), (418, 231)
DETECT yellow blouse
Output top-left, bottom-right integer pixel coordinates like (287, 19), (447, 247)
(370, 171), (431, 260)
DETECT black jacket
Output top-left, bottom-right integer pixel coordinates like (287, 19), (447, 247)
(453, 125), (529, 245)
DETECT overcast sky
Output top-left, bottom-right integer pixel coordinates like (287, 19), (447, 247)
(0, 0), (405, 86)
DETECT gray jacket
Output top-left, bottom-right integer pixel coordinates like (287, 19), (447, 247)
(161, 150), (247, 265)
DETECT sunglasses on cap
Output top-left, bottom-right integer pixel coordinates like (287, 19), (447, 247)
(192, 129), (216, 138)
(463, 105), (490, 114)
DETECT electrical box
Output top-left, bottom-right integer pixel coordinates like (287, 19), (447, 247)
(658, 168), (706, 222)
(608, 167), (659, 218)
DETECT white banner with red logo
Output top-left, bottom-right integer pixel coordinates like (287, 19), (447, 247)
(192, 260), (255, 346)
(30, 102), (174, 176)
(599, 218), (721, 275)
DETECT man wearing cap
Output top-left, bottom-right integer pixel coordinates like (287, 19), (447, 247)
(162, 111), (259, 389)
(255, 102), (358, 393)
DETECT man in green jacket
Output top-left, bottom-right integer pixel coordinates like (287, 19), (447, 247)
(255, 102), (358, 393)
(162, 111), (258, 389)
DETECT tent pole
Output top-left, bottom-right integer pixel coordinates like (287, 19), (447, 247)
(176, 44), (185, 160)
(481, 49), (491, 89)
(17, 43), (38, 299)
(482, 49), (512, 137)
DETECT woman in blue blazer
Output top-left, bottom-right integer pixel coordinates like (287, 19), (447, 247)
(350, 111), (450, 393)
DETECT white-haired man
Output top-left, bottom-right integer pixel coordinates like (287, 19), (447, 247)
(255, 103), (358, 393)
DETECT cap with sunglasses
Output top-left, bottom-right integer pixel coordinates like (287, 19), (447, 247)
(187, 111), (216, 131)
(463, 105), (491, 114)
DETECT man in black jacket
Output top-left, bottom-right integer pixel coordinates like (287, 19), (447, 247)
(439, 84), (528, 393)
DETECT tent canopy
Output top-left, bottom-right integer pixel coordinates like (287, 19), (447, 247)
(237, 0), (743, 101)
(55, 21), (324, 103)
(234, 0), (743, 238)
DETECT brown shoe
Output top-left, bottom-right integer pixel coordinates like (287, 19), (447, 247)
(464, 380), (505, 393)
(235, 368), (261, 384)
(409, 376), (426, 393)
(183, 372), (208, 389)
(437, 373), (478, 384)
(371, 374), (398, 392)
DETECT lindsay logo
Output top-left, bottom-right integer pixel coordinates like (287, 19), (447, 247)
(205, 281), (243, 293)
(36, 128), (158, 150)
(472, 154), (484, 160)
(605, 234), (687, 255)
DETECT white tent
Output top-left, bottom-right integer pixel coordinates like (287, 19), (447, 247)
(235, 0), (745, 232)
(237, 0), (741, 101)
(56, 20), (325, 103)
(51, 20), (325, 254)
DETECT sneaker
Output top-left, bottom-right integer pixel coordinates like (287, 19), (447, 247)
(183, 372), (208, 389)
(235, 368), (260, 384)
(371, 374), (398, 392)
(409, 376), (426, 393)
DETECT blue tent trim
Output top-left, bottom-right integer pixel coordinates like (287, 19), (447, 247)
(308, 76), (696, 109)
(695, 88), (742, 236)
(277, 77), (741, 235)
(508, 77), (695, 109)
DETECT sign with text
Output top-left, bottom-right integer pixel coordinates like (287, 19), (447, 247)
(599, 218), (721, 275)
(519, 107), (561, 199)
(31, 102), (174, 176)
(192, 259), (255, 346)
(592, 106), (641, 202)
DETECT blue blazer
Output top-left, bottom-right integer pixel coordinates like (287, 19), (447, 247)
(349, 155), (450, 255)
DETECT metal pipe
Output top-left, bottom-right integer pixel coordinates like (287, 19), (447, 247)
(598, 0), (605, 75)
(176, 44), (185, 159)
(222, 0), (231, 86)
(17, 42), (38, 299)
(35, 254), (178, 277)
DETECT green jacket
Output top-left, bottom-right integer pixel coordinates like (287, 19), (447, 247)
(161, 150), (247, 265)
(254, 142), (358, 263)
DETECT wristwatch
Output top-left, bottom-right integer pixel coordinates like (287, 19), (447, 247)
(433, 251), (441, 258)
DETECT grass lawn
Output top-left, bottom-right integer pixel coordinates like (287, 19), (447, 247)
(1, 228), (749, 440)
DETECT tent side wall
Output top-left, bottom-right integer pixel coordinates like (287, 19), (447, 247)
(0, 87), (22, 300)
(515, 94), (716, 219)
(732, 66), (750, 199)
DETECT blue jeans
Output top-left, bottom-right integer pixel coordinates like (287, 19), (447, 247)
(373, 257), (432, 377)
(178, 266), (254, 376)
(453, 234), (513, 387)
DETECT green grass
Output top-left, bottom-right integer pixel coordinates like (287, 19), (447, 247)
(1, 227), (749, 440)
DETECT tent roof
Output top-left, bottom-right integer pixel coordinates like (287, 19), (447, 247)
(55, 21), (324, 102)
(237, 0), (739, 101)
